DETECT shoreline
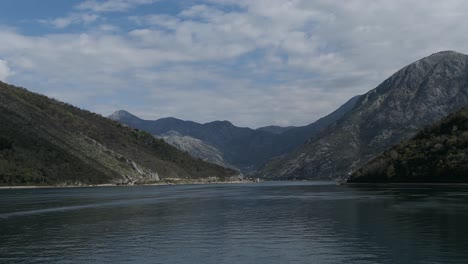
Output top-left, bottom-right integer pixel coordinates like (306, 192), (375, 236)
(5, 181), (468, 190)
(0, 180), (259, 190)
(345, 182), (468, 187)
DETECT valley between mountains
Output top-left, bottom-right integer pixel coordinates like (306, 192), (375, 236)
(1, 51), (468, 185)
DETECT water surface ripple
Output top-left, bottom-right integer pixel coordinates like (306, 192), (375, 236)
(1, 182), (468, 264)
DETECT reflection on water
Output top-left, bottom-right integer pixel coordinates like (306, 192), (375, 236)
(1, 182), (468, 264)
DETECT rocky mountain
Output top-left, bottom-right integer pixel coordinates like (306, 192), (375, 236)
(256, 126), (295, 134)
(348, 106), (468, 183)
(157, 131), (235, 169)
(109, 95), (360, 172)
(259, 51), (468, 180)
(0, 82), (237, 186)
(271, 95), (361, 153)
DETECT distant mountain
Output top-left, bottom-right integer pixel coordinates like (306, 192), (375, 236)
(108, 110), (143, 127)
(256, 126), (295, 134)
(157, 131), (235, 170)
(107, 116), (274, 171)
(259, 51), (468, 180)
(110, 95), (359, 172)
(0, 82), (237, 186)
(348, 106), (468, 183)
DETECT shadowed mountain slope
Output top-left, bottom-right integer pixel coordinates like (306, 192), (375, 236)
(256, 126), (295, 134)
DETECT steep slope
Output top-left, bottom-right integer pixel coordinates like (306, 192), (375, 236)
(272, 95), (361, 153)
(256, 126), (295, 134)
(348, 106), (468, 183)
(109, 95), (360, 172)
(259, 51), (468, 180)
(157, 131), (235, 169)
(0, 82), (237, 186)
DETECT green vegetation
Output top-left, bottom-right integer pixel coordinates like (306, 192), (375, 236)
(0, 82), (237, 186)
(349, 106), (468, 183)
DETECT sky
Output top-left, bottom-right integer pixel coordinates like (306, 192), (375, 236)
(0, 0), (467, 128)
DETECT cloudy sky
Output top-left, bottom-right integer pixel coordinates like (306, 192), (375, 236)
(0, 0), (467, 127)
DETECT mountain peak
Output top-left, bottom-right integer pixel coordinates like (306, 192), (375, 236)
(422, 50), (467, 63)
(158, 117), (184, 122)
(109, 110), (140, 121)
(430, 50), (462, 56)
(205, 120), (234, 127)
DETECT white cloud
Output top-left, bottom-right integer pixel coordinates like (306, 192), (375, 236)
(0, 59), (12, 81)
(40, 13), (99, 29)
(76, 0), (159, 12)
(3, 0), (468, 127)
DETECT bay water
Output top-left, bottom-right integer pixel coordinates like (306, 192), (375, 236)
(1, 182), (468, 263)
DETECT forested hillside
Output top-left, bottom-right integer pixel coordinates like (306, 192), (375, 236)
(0, 82), (237, 186)
(348, 106), (468, 183)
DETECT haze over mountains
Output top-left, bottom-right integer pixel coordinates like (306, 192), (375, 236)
(259, 51), (468, 180)
(0, 82), (237, 186)
(109, 95), (360, 172)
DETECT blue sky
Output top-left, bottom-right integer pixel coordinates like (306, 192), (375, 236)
(0, 0), (467, 127)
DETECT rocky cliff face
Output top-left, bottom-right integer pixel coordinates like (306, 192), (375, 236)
(259, 51), (468, 180)
(157, 131), (236, 170)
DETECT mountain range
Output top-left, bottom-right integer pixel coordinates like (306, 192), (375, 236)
(0, 82), (237, 186)
(109, 95), (360, 172)
(258, 51), (468, 180)
(2, 50), (467, 186)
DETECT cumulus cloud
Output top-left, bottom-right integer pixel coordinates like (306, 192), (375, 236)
(2, 0), (468, 127)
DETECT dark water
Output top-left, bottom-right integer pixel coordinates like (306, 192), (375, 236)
(1, 182), (468, 264)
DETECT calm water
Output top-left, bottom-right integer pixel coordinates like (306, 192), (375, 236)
(1, 182), (468, 264)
